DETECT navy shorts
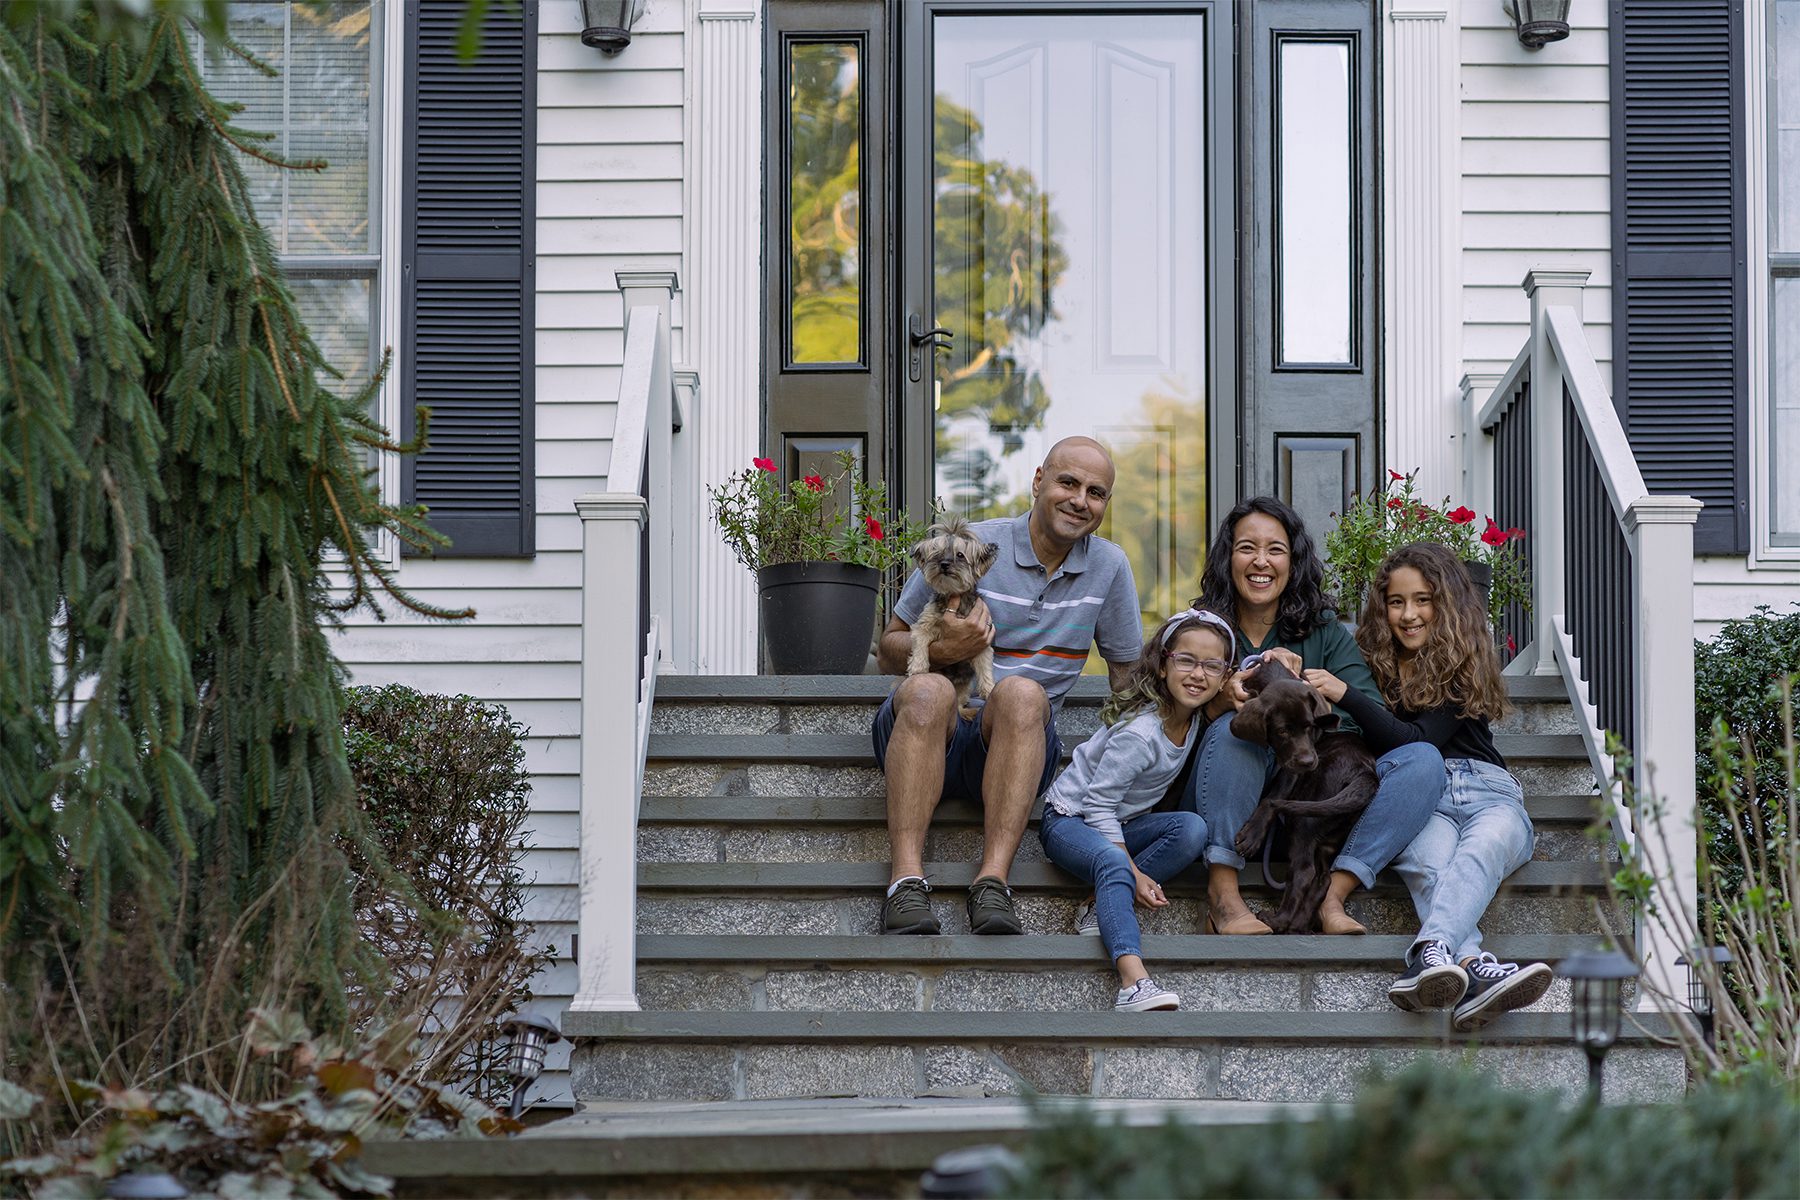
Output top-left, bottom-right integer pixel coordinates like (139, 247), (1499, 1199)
(870, 692), (1062, 802)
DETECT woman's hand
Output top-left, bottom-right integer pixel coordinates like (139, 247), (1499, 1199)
(1262, 647), (1304, 675)
(1303, 667), (1347, 703)
(1133, 869), (1169, 909)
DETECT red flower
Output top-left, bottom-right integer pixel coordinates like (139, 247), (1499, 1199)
(1388, 498), (1404, 510)
(753, 457), (777, 472)
(1481, 518), (1506, 547)
(1505, 527), (1526, 542)
(1416, 505), (1434, 521)
(864, 515), (884, 540)
(1506, 634), (1517, 655)
(1448, 506), (1476, 524)
(803, 474), (825, 491)
(1388, 469), (1405, 482)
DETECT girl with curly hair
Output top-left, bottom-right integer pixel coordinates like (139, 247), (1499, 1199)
(1180, 498), (1444, 936)
(1303, 541), (1553, 1030)
(1037, 609), (1234, 1010)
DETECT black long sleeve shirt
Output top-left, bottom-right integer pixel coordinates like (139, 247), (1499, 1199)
(1335, 685), (1505, 768)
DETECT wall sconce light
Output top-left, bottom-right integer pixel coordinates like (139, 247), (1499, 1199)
(581, 0), (646, 56)
(1561, 948), (1639, 1102)
(1503, 0), (1572, 49)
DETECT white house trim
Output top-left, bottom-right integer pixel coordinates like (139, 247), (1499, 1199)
(1382, 1), (1461, 498)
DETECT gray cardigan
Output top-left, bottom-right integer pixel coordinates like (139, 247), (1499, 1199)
(1042, 709), (1199, 841)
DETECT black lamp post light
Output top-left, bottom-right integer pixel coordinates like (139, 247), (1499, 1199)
(1676, 945), (1734, 1048)
(495, 1011), (564, 1121)
(1560, 948), (1639, 1101)
(581, 0), (645, 56)
(1503, 0), (1572, 49)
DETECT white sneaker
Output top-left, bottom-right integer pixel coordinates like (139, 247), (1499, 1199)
(1115, 977), (1180, 1012)
(1074, 904), (1101, 936)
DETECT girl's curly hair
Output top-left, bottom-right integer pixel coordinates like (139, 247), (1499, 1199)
(1355, 541), (1511, 721)
(1193, 496), (1336, 642)
(1101, 610), (1235, 726)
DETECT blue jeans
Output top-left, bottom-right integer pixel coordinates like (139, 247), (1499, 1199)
(1179, 719), (1445, 889)
(1390, 758), (1535, 961)
(1037, 809), (1207, 963)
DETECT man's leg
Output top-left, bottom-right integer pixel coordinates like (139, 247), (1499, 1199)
(975, 675), (1051, 883)
(880, 673), (959, 885)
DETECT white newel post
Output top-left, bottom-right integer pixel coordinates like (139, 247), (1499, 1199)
(1459, 372), (1500, 518)
(1625, 495), (1703, 1009)
(616, 271), (678, 671)
(569, 494), (647, 1013)
(692, 0), (761, 673)
(1522, 268), (1589, 676)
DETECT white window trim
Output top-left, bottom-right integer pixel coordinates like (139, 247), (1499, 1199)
(1748, 0), (1800, 568)
(372, 0), (404, 566)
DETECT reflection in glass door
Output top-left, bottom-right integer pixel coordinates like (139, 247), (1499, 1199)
(929, 13), (1210, 648)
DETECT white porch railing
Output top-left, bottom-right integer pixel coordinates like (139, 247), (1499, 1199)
(568, 272), (681, 1014)
(1465, 268), (1702, 1007)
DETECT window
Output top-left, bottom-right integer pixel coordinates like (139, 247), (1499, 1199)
(197, 2), (384, 400)
(1771, 0), (1800, 546)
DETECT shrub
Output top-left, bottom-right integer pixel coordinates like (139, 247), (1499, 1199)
(1695, 605), (1800, 896)
(341, 685), (554, 1107)
(1001, 1064), (1800, 1199)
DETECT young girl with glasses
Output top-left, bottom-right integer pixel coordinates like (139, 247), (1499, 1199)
(1036, 609), (1235, 1011)
(1302, 541), (1554, 1030)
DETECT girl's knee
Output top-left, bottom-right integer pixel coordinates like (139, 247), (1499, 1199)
(1173, 811), (1208, 855)
(1093, 845), (1134, 883)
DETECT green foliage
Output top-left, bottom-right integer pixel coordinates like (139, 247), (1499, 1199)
(1001, 1063), (1800, 1200)
(709, 450), (922, 577)
(0, 1009), (515, 1198)
(0, 5), (463, 1129)
(342, 685), (555, 1106)
(1323, 468), (1531, 634)
(1694, 605), (1800, 897)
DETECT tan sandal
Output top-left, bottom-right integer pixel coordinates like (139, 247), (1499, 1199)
(1206, 908), (1272, 936)
(1317, 901), (1368, 936)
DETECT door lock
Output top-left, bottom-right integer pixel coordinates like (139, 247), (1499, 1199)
(908, 314), (953, 383)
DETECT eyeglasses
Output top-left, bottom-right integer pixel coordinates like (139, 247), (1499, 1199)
(1167, 654), (1230, 678)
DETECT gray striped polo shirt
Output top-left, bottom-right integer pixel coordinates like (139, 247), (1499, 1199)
(893, 512), (1141, 715)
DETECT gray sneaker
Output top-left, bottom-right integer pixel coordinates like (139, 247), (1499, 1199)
(1115, 977), (1180, 1012)
(881, 877), (940, 935)
(966, 876), (1024, 935)
(1074, 903), (1101, 937)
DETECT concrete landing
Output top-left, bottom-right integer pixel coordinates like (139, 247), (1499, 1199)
(363, 1095), (1329, 1195)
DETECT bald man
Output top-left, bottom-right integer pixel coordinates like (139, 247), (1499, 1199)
(872, 439), (1142, 935)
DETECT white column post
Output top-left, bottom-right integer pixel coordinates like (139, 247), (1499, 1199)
(1522, 267), (1590, 675)
(569, 493), (649, 1013)
(616, 271), (678, 671)
(691, 0), (761, 674)
(1459, 372), (1500, 518)
(1625, 495), (1703, 1010)
(1383, 2), (1460, 495)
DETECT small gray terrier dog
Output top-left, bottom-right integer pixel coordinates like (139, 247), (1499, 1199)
(907, 516), (1000, 718)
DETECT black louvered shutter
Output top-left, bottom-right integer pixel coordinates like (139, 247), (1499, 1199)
(1610, 0), (1746, 553)
(402, 1), (537, 557)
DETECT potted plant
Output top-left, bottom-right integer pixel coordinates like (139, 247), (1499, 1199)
(1323, 469), (1531, 648)
(709, 451), (921, 674)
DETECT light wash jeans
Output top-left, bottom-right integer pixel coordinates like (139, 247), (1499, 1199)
(1037, 809), (1207, 963)
(1390, 758), (1536, 961)
(1178, 719), (1445, 889)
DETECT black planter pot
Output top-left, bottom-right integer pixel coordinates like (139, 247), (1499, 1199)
(1462, 558), (1493, 611)
(757, 561), (881, 674)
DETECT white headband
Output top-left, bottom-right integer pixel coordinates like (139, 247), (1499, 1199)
(1157, 608), (1236, 651)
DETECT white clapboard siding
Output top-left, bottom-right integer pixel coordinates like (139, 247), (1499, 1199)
(1460, 3), (1613, 384)
(1694, 556), (1800, 641)
(327, 0), (687, 1107)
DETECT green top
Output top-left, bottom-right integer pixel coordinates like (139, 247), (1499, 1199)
(1236, 615), (1380, 737)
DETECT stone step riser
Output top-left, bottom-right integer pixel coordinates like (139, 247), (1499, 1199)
(571, 1040), (1681, 1105)
(637, 893), (1619, 938)
(648, 700), (1581, 739)
(643, 761), (1602, 798)
(637, 965), (1619, 1015)
(636, 824), (1611, 866)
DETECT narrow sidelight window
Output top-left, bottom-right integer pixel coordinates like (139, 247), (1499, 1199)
(786, 39), (865, 367)
(1274, 34), (1356, 369)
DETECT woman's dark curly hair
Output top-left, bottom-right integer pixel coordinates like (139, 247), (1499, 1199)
(1191, 496), (1337, 642)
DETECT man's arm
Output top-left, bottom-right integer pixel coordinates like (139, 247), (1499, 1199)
(874, 603), (995, 676)
(1106, 658), (1136, 692)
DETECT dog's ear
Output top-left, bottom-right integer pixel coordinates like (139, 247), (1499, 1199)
(978, 542), (999, 568)
(1308, 687), (1340, 731)
(911, 540), (930, 565)
(1229, 700), (1266, 745)
(1240, 664), (1269, 699)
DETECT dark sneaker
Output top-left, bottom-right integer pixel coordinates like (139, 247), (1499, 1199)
(966, 876), (1024, 935)
(1115, 977), (1180, 1012)
(881, 877), (940, 935)
(1389, 939), (1470, 1013)
(1452, 955), (1554, 1031)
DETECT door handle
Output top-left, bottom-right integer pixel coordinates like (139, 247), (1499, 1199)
(908, 314), (954, 383)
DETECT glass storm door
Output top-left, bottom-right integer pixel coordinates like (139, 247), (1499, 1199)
(901, 6), (1234, 648)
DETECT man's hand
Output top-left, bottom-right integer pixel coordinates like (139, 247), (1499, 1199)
(1302, 668), (1347, 703)
(927, 597), (995, 666)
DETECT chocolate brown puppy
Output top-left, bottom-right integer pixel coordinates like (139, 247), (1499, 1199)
(1228, 658), (1380, 933)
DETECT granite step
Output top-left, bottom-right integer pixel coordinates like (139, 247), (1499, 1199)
(565, 1011), (1685, 1105)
